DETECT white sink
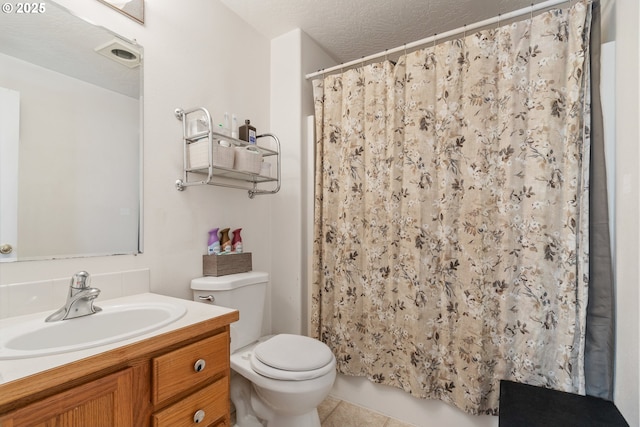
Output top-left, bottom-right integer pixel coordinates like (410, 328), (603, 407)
(0, 301), (187, 359)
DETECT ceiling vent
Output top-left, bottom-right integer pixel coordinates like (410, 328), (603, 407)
(95, 39), (140, 68)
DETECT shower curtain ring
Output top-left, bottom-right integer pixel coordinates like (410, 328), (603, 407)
(530, 3), (534, 22)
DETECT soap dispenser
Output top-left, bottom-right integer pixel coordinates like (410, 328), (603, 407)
(231, 228), (243, 253)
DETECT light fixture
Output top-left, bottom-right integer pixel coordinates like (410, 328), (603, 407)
(95, 39), (140, 68)
(105, 0), (131, 9)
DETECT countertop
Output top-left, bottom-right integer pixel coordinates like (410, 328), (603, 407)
(0, 293), (238, 386)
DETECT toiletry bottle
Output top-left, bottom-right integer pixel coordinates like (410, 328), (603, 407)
(231, 114), (238, 139)
(207, 228), (220, 255)
(239, 120), (257, 145)
(223, 112), (231, 136)
(231, 228), (243, 253)
(220, 228), (232, 253)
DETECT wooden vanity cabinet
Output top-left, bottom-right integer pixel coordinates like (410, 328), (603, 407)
(0, 312), (237, 427)
(0, 368), (134, 427)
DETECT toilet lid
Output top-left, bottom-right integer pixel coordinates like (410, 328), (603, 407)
(250, 352), (335, 381)
(253, 334), (334, 372)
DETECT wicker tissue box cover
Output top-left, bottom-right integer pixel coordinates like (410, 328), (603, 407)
(203, 252), (252, 276)
(189, 140), (235, 169)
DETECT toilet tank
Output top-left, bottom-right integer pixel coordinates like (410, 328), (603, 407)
(191, 271), (268, 353)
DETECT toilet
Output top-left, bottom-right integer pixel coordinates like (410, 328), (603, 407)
(191, 271), (336, 427)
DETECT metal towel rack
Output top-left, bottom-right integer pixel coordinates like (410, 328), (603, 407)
(175, 107), (281, 198)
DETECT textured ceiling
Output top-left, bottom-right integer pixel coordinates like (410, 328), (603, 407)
(220, 0), (551, 64)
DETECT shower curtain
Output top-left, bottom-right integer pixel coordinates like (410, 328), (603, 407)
(312, 1), (596, 415)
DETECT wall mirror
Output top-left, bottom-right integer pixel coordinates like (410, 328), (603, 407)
(0, 0), (143, 261)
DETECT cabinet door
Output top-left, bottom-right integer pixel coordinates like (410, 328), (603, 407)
(0, 368), (133, 427)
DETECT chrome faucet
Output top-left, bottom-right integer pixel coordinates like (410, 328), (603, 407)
(45, 271), (102, 322)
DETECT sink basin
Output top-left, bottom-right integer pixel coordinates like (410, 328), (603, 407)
(0, 301), (187, 359)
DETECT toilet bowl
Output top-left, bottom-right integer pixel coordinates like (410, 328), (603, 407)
(231, 335), (336, 427)
(191, 272), (336, 427)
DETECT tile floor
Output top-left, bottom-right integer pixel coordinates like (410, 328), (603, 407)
(319, 396), (415, 427)
(231, 395), (415, 426)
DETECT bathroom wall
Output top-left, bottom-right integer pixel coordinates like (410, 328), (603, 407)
(611, 0), (640, 424)
(0, 269), (150, 319)
(268, 27), (343, 338)
(269, 29), (303, 336)
(0, 0), (273, 308)
(268, 29), (337, 337)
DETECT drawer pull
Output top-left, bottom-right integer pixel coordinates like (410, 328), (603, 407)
(193, 409), (206, 424)
(194, 359), (206, 372)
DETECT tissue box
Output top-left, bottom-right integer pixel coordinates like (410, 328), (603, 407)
(203, 252), (252, 276)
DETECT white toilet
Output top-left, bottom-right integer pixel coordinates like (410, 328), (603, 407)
(191, 271), (336, 427)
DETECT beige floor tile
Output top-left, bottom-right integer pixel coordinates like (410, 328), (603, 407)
(322, 401), (389, 427)
(318, 395), (342, 422)
(384, 417), (416, 427)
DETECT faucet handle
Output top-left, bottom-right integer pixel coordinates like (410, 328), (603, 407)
(70, 271), (91, 289)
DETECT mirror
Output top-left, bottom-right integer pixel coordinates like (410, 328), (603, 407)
(0, 0), (143, 261)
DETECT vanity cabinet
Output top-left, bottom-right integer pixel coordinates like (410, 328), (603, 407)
(0, 310), (237, 427)
(0, 368), (133, 427)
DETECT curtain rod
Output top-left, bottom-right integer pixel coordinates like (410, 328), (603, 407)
(305, 0), (571, 80)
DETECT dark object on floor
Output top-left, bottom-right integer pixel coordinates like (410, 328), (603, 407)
(499, 380), (629, 427)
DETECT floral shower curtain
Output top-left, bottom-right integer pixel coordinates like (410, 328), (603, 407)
(312, 1), (593, 415)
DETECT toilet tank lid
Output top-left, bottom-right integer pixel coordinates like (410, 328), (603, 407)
(191, 271), (269, 291)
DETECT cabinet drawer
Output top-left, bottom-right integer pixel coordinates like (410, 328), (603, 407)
(153, 332), (229, 405)
(152, 376), (229, 427)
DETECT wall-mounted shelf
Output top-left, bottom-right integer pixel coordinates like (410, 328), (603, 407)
(175, 107), (280, 198)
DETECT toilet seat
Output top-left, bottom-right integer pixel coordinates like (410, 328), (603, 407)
(250, 334), (335, 381)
